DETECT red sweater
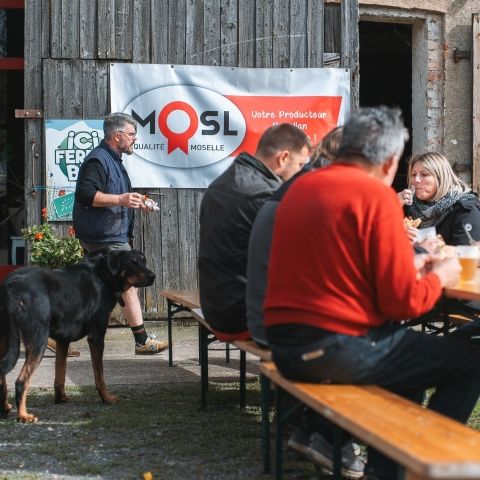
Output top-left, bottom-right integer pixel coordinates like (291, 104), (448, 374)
(263, 163), (442, 336)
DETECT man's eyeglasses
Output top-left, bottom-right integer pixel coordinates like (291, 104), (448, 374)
(117, 131), (137, 138)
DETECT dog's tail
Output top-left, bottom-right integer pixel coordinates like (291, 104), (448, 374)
(0, 289), (20, 375)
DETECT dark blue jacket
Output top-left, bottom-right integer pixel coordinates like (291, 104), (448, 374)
(73, 141), (130, 243)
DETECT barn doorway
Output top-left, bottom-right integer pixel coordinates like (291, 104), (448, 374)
(359, 21), (412, 192)
(0, 2), (24, 265)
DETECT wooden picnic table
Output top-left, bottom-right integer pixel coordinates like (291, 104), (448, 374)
(444, 271), (480, 302)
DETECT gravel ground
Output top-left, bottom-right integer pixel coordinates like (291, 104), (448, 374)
(0, 323), (329, 480)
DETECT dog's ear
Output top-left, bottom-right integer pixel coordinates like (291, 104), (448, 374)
(105, 251), (122, 275)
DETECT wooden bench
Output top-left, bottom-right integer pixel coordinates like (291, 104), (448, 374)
(160, 289), (200, 366)
(260, 361), (480, 480)
(191, 307), (271, 409)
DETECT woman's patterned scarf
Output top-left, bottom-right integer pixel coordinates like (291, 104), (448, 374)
(409, 191), (476, 228)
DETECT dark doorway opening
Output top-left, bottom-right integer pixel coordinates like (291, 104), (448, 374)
(359, 21), (412, 192)
(0, 5), (24, 264)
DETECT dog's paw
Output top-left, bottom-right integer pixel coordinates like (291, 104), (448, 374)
(54, 393), (69, 404)
(101, 394), (119, 405)
(17, 412), (38, 423)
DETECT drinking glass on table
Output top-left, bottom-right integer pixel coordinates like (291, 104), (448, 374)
(456, 245), (480, 282)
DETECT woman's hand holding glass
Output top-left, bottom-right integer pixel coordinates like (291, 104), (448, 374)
(397, 186), (416, 206)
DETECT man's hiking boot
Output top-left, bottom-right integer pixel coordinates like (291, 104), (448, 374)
(135, 334), (169, 355)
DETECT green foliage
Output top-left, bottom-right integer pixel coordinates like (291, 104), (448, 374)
(21, 223), (84, 269)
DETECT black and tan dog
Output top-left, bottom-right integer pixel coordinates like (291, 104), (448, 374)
(0, 249), (155, 423)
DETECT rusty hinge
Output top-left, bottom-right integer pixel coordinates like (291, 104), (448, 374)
(453, 49), (471, 63)
(453, 162), (470, 173)
(15, 109), (44, 119)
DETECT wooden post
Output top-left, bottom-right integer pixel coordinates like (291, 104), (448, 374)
(473, 13), (480, 192)
(341, 0), (359, 111)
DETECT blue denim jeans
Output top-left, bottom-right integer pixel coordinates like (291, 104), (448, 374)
(271, 322), (480, 478)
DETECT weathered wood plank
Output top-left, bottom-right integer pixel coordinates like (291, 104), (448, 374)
(115, 0), (133, 60)
(160, 188), (181, 291)
(132, 0), (151, 62)
(289, 0), (307, 67)
(50, 0), (80, 59)
(62, 60), (83, 118)
(150, 0), (168, 63)
(24, 0), (44, 227)
(43, 59), (64, 118)
(238, 0), (255, 67)
(80, 0), (97, 59)
(220, 0), (238, 67)
(324, 3), (340, 53)
(186, 0), (205, 64)
(204, 0), (221, 65)
(177, 189), (199, 290)
(307, 0), (324, 67)
(169, 0), (187, 64)
(135, 198), (163, 314)
(50, 0), (63, 58)
(97, 0), (116, 58)
(82, 60), (109, 117)
(341, 0), (359, 109)
(255, 0), (273, 67)
(473, 13), (480, 192)
(62, 0), (80, 58)
(272, 0), (289, 68)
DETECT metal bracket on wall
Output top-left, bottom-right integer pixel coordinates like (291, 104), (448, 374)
(15, 109), (44, 119)
(30, 138), (38, 198)
(453, 49), (471, 63)
(453, 162), (470, 174)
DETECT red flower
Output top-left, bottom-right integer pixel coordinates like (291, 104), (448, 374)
(68, 226), (76, 237)
(58, 190), (66, 197)
(41, 207), (48, 220)
(34, 233), (44, 240)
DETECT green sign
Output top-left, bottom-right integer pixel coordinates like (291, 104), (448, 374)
(52, 192), (75, 218)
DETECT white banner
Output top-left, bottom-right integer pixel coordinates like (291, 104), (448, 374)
(111, 63), (350, 188)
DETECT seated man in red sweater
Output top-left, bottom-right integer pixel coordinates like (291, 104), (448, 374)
(263, 106), (480, 480)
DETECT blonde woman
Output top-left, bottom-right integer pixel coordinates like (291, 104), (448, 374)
(401, 152), (480, 245)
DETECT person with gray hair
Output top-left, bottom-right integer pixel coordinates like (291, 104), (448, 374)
(73, 112), (168, 355)
(263, 106), (480, 479)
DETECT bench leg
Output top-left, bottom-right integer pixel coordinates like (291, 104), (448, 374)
(239, 350), (246, 409)
(167, 300), (174, 367)
(332, 426), (344, 480)
(275, 387), (284, 480)
(260, 374), (271, 474)
(226, 342), (230, 364)
(199, 323), (209, 409)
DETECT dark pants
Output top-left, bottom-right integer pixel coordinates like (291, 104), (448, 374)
(271, 323), (480, 478)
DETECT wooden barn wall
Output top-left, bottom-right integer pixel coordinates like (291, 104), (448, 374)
(24, 0), (358, 317)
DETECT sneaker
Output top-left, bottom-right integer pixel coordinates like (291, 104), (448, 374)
(135, 334), (169, 355)
(307, 432), (365, 479)
(287, 426), (312, 457)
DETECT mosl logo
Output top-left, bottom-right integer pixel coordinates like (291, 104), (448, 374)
(124, 85), (246, 168)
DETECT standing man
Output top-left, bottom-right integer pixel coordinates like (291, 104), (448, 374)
(264, 106), (480, 479)
(199, 123), (311, 340)
(73, 112), (168, 355)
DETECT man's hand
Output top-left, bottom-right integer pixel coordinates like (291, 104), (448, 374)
(430, 256), (461, 288)
(117, 192), (145, 208)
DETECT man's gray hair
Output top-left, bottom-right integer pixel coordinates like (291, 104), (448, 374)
(337, 106), (409, 165)
(103, 112), (137, 140)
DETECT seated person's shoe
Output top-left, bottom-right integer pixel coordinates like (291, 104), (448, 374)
(287, 426), (311, 457)
(307, 432), (365, 479)
(135, 334), (169, 355)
